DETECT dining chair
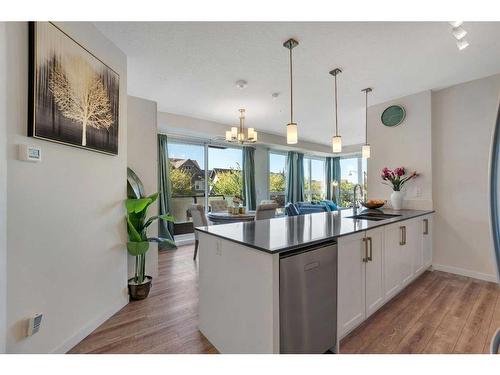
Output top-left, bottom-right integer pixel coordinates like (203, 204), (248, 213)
(189, 204), (208, 261)
(255, 203), (279, 220)
(210, 199), (228, 212)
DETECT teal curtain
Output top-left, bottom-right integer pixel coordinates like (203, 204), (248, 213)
(242, 146), (256, 210)
(325, 156), (341, 203)
(285, 151), (304, 203)
(158, 134), (175, 247)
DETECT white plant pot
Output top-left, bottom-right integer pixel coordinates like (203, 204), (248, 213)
(390, 190), (404, 210)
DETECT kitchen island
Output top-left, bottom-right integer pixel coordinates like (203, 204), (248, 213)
(195, 208), (434, 354)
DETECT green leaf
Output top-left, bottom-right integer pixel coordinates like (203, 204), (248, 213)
(126, 216), (142, 242)
(125, 198), (152, 214)
(127, 241), (150, 256)
(144, 214), (175, 229)
(147, 192), (159, 203)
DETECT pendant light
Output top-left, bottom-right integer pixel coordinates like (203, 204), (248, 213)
(361, 87), (372, 159)
(330, 68), (342, 153)
(283, 39), (299, 144)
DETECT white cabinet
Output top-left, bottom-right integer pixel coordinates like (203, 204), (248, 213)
(401, 220), (416, 286)
(337, 227), (385, 338)
(337, 232), (366, 338)
(422, 215), (433, 268)
(383, 223), (403, 300)
(364, 227), (385, 318)
(338, 214), (434, 340)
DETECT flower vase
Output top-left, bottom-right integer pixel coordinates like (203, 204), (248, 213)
(390, 190), (404, 210)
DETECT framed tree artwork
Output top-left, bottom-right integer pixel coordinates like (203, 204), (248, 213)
(28, 22), (120, 155)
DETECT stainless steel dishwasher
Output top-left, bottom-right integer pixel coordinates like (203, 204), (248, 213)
(279, 242), (337, 354)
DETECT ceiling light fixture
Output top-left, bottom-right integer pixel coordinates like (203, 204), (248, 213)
(361, 87), (373, 159)
(456, 39), (470, 51)
(451, 26), (467, 40)
(283, 38), (299, 145)
(330, 68), (342, 153)
(225, 109), (257, 144)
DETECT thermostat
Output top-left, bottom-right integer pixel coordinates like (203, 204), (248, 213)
(27, 313), (43, 336)
(18, 144), (42, 162)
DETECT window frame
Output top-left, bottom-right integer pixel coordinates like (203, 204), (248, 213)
(338, 153), (366, 208)
(268, 150), (287, 207)
(166, 136), (244, 213)
(303, 155), (326, 201)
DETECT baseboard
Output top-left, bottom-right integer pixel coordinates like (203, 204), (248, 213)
(51, 297), (128, 354)
(432, 263), (498, 283)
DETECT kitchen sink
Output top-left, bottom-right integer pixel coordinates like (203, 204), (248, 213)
(346, 212), (402, 221)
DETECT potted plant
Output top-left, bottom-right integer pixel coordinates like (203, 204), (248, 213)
(381, 167), (418, 210)
(126, 192), (175, 300)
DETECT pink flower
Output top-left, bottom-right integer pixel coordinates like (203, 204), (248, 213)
(394, 167), (405, 177)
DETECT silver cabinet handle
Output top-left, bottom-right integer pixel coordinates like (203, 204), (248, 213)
(423, 218), (429, 235)
(399, 226), (406, 245)
(367, 237), (373, 261)
(362, 238), (368, 262)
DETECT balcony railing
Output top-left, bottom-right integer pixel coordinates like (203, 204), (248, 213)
(171, 194), (239, 235)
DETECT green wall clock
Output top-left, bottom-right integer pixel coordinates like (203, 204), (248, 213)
(381, 105), (406, 127)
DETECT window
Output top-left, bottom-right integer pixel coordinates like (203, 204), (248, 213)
(208, 146), (242, 207)
(167, 141), (205, 229)
(167, 140), (244, 235)
(268, 152), (286, 208)
(304, 157), (326, 201)
(338, 156), (367, 207)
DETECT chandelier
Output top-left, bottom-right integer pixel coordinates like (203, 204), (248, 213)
(225, 109), (257, 144)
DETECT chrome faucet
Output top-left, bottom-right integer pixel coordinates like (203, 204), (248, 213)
(352, 184), (364, 214)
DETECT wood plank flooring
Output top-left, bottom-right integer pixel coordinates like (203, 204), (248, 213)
(341, 270), (500, 354)
(70, 244), (499, 354)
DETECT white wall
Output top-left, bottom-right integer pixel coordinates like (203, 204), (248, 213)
(5, 22), (128, 353)
(432, 74), (500, 282)
(367, 91), (433, 210)
(127, 96), (158, 279)
(0, 22), (8, 353)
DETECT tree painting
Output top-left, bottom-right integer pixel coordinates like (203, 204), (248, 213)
(29, 22), (119, 155)
(49, 57), (114, 146)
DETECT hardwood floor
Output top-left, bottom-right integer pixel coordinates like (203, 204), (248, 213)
(70, 244), (499, 354)
(340, 270), (500, 354)
(69, 244), (217, 354)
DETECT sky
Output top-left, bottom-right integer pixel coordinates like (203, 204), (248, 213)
(168, 142), (242, 170)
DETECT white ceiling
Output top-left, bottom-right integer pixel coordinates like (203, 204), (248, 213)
(95, 22), (500, 146)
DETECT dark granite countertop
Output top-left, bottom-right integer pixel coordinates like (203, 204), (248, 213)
(195, 208), (434, 254)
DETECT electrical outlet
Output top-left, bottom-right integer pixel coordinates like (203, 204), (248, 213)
(415, 186), (422, 197)
(27, 313), (43, 337)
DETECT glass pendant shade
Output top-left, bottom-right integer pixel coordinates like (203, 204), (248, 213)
(362, 144), (371, 158)
(248, 128), (257, 141)
(231, 127), (238, 139)
(287, 123), (298, 144)
(225, 131), (232, 141)
(332, 135), (342, 153)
